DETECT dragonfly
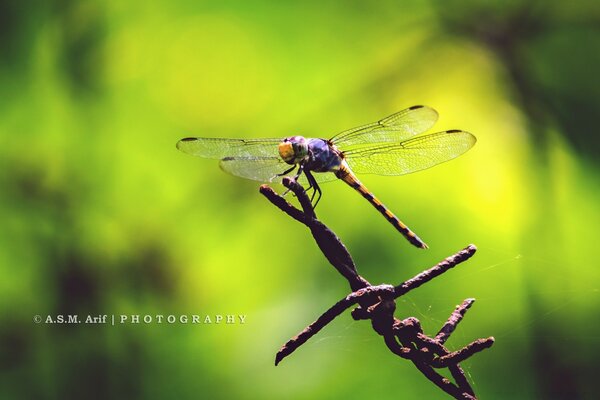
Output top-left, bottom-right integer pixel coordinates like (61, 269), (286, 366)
(177, 105), (476, 249)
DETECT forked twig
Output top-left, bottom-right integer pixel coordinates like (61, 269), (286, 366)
(260, 178), (494, 400)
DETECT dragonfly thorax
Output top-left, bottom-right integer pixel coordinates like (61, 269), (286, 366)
(278, 136), (309, 165)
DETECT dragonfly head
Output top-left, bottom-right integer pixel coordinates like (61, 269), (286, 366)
(279, 136), (308, 164)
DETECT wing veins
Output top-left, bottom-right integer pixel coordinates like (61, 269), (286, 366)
(177, 137), (281, 159)
(329, 105), (439, 147)
(343, 130), (476, 176)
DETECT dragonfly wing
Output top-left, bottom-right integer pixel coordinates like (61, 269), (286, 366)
(297, 170), (338, 185)
(177, 137), (281, 159)
(330, 106), (439, 148)
(219, 156), (289, 182)
(344, 130), (476, 176)
(219, 156), (338, 184)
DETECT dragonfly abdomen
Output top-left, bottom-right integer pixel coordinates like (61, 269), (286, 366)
(335, 165), (428, 249)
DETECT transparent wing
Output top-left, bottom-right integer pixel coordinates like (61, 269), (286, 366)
(219, 156), (287, 182)
(297, 170), (338, 185)
(176, 137), (281, 159)
(344, 130), (476, 176)
(219, 156), (338, 184)
(329, 105), (439, 148)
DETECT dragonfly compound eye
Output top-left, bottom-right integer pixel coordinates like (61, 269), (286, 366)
(278, 141), (296, 164)
(279, 136), (308, 164)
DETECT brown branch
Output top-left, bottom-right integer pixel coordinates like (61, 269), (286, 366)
(393, 245), (477, 297)
(436, 298), (476, 344)
(432, 337), (496, 368)
(260, 178), (367, 290)
(275, 284), (395, 365)
(260, 182), (494, 399)
(259, 184), (308, 224)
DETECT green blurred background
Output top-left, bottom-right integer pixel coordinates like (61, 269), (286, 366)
(1, 0), (599, 399)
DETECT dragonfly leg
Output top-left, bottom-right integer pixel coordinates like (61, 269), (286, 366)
(282, 164), (321, 208)
(278, 165), (299, 197)
(277, 165), (297, 177)
(304, 170), (322, 208)
(282, 164), (307, 197)
(293, 164), (305, 181)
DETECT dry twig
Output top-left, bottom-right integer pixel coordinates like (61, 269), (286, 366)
(260, 178), (494, 399)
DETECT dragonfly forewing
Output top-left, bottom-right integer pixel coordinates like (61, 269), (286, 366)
(330, 105), (439, 148)
(177, 137), (281, 159)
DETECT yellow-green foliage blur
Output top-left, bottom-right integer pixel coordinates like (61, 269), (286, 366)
(1, 1), (599, 399)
